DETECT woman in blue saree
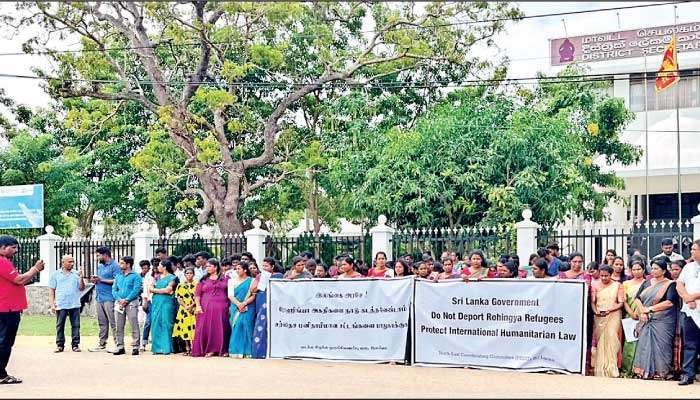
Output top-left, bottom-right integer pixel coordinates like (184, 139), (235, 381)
(251, 257), (284, 358)
(148, 259), (178, 355)
(227, 261), (256, 358)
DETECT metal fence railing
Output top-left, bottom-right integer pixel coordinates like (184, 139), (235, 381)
(151, 233), (246, 259)
(391, 226), (515, 263)
(15, 238), (40, 283)
(54, 239), (135, 278)
(537, 219), (694, 263)
(265, 232), (371, 268)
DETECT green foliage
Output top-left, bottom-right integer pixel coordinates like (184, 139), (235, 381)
(328, 66), (640, 228)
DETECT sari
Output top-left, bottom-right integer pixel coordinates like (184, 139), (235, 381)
(592, 281), (624, 377)
(228, 277), (256, 357)
(621, 279), (645, 374)
(460, 267), (495, 279)
(633, 279), (678, 379)
(252, 272), (284, 359)
(150, 274), (177, 354)
(173, 281), (196, 342)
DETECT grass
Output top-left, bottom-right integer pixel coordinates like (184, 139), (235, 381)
(18, 315), (136, 336)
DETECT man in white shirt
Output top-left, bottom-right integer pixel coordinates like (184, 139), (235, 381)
(655, 238), (686, 263)
(676, 239), (700, 386)
(193, 251), (211, 281)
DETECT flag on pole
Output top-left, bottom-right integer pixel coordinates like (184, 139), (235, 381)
(655, 34), (679, 92)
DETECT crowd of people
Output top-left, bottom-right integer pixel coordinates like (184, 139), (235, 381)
(0, 234), (699, 386)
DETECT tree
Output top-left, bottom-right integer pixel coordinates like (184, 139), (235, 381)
(329, 66), (642, 228)
(9, 1), (522, 234)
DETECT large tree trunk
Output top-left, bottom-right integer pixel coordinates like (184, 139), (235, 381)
(78, 205), (96, 238)
(212, 200), (243, 235)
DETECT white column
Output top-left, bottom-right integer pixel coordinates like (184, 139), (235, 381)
(370, 215), (395, 261)
(515, 209), (541, 268)
(692, 203), (700, 241)
(36, 225), (62, 286)
(132, 223), (158, 273)
(245, 219), (269, 263)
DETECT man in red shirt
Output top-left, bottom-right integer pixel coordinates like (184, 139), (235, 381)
(0, 235), (44, 385)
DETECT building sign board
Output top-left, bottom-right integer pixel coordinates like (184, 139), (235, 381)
(550, 22), (700, 66)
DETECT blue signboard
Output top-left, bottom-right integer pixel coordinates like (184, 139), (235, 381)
(0, 184), (44, 229)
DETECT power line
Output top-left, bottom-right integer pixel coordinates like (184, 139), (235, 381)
(0, 1), (686, 58)
(0, 69), (690, 90)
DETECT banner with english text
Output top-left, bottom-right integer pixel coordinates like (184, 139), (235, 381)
(267, 277), (413, 362)
(412, 278), (587, 374)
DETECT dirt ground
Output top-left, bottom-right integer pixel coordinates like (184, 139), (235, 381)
(2, 335), (700, 398)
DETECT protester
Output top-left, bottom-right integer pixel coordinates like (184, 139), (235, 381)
(193, 251), (211, 281)
(192, 258), (231, 357)
(393, 258), (413, 277)
(337, 256), (363, 279)
(611, 256), (628, 283)
(249, 262), (260, 279)
(284, 256), (313, 280)
(588, 261), (602, 290)
(148, 259), (177, 355)
(670, 259), (686, 378)
(173, 267), (196, 356)
(89, 246), (121, 353)
(49, 255), (85, 353)
(496, 261), (519, 279)
(655, 238), (685, 263)
(621, 259), (646, 374)
(251, 257), (284, 359)
(435, 258), (459, 280)
(460, 250), (494, 279)
(139, 259), (155, 352)
(416, 262), (431, 279)
(541, 244), (562, 277)
(112, 256), (143, 356)
(559, 252), (590, 282)
(591, 265), (625, 378)
(530, 258), (549, 279)
(0, 235), (44, 385)
(155, 247), (168, 263)
(368, 252), (394, 278)
(228, 261), (256, 358)
(304, 258), (317, 276)
(676, 239), (700, 385)
(632, 257), (678, 380)
(314, 264), (328, 278)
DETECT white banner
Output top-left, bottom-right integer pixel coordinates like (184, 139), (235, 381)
(413, 279), (587, 374)
(267, 277), (413, 362)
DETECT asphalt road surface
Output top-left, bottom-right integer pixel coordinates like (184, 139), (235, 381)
(3, 336), (700, 398)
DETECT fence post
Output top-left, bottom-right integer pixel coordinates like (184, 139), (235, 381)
(245, 218), (269, 263)
(692, 203), (700, 241)
(132, 223), (158, 273)
(370, 215), (395, 261)
(515, 208), (541, 268)
(37, 225), (62, 286)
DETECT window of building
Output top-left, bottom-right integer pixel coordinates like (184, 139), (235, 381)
(629, 69), (700, 112)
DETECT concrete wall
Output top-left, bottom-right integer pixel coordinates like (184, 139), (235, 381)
(25, 284), (97, 318)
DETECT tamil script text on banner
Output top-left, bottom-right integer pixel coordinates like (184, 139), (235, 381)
(267, 277), (413, 362)
(413, 279), (587, 374)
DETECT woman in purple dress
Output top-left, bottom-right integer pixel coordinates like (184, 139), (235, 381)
(191, 258), (231, 357)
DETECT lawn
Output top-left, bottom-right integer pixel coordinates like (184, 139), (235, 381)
(17, 315), (129, 336)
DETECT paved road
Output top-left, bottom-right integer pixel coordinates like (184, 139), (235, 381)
(2, 336), (700, 398)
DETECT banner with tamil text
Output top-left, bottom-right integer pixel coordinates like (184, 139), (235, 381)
(267, 277), (412, 362)
(413, 279), (587, 374)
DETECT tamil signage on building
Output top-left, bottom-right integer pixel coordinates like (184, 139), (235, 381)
(550, 21), (700, 66)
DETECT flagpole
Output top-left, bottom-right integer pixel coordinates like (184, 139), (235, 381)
(674, 6), (682, 240)
(643, 52), (650, 262)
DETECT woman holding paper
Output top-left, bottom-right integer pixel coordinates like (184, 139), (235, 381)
(228, 261), (256, 358)
(251, 257), (284, 358)
(591, 265), (625, 377)
(632, 258), (679, 380)
(621, 259), (646, 375)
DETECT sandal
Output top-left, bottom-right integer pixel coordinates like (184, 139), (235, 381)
(54, 347), (64, 353)
(0, 375), (22, 384)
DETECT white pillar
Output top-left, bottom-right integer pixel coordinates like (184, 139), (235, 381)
(36, 225), (62, 286)
(515, 209), (541, 268)
(370, 215), (395, 261)
(692, 203), (700, 241)
(245, 219), (269, 263)
(132, 223), (158, 273)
